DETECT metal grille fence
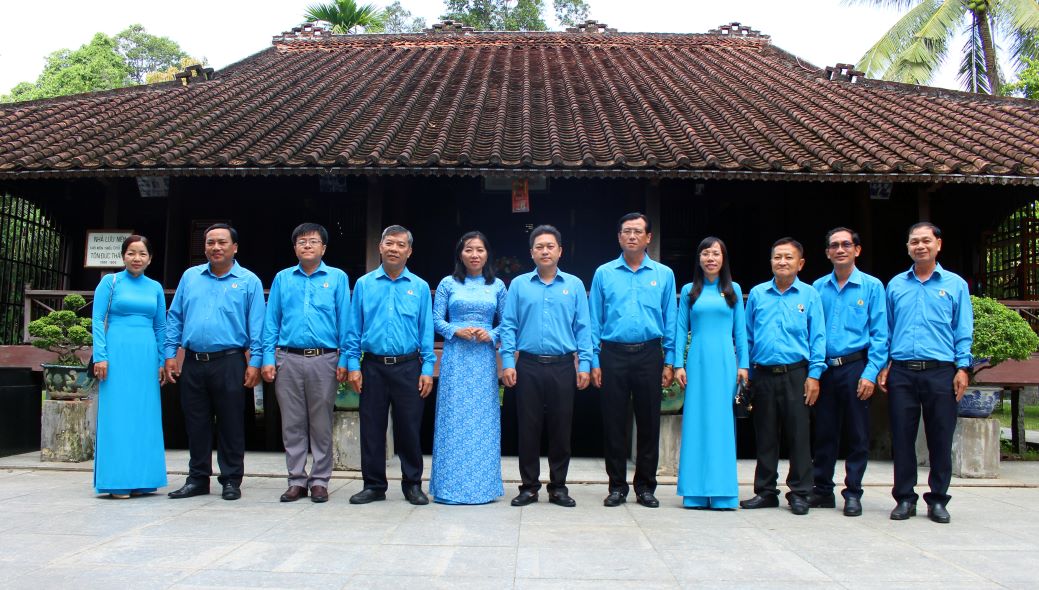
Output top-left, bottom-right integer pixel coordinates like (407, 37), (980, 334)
(0, 194), (69, 344)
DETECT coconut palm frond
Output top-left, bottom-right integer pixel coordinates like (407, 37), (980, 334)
(995, 0), (1039, 66)
(840, 0), (920, 9)
(305, 0), (384, 34)
(959, 16), (991, 93)
(914, 0), (965, 42)
(889, 33), (950, 84)
(856, 0), (943, 76)
(1006, 28), (1039, 67)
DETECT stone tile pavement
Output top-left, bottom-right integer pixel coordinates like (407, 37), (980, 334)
(0, 452), (1037, 589)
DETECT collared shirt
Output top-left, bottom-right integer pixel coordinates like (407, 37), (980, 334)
(499, 269), (593, 372)
(164, 260), (266, 368)
(886, 263), (973, 368)
(812, 267), (889, 383)
(262, 261), (351, 368)
(588, 253), (677, 369)
(344, 265), (435, 376)
(745, 277), (826, 379)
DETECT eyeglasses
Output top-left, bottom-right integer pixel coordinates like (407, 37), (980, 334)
(295, 239), (324, 247)
(826, 241), (855, 251)
(620, 228), (646, 236)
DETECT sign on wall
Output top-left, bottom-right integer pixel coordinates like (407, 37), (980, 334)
(84, 230), (134, 268)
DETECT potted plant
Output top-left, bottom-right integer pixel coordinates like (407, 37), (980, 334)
(961, 295), (1039, 417)
(27, 293), (96, 400)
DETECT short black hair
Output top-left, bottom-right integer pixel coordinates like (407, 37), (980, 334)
(204, 223), (238, 243)
(381, 224), (413, 246)
(451, 231), (496, 285)
(529, 224), (562, 249)
(121, 234), (153, 256)
(824, 227), (860, 248)
(772, 237), (804, 257)
(292, 222), (328, 245)
(616, 212), (652, 234)
(908, 222), (942, 240)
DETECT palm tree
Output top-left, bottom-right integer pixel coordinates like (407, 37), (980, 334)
(305, 0), (385, 34)
(847, 0), (1039, 94)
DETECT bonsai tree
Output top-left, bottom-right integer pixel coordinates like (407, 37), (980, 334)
(27, 294), (93, 366)
(971, 295), (1039, 381)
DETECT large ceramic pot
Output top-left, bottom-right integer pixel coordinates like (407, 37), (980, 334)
(334, 381), (360, 411)
(40, 363), (97, 400)
(661, 381), (684, 415)
(958, 386), (1002, 418)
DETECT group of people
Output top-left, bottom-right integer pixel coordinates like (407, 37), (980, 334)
(90, 215), (973, 524)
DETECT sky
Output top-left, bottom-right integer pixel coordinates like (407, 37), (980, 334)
(0, 0), (967, 95)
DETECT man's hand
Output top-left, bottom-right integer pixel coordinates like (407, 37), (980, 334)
(502, 368), (517, 387)
(591, 368), (603, 389)
(856, 378), (875, 400)
(954, 369), (969, 401)
(661, 365), (674, 388)
(576, 371), (590, 390)
(93, 360), (109, 382)
(674, 367), (688, 389)
(418, 375), (433, 398)
(804, 377), (820, 406)
(244, 367), (261, 388)
(336, 367), (349, 383)
(261, 365), (277, 383)
(164, 358), (179, 384)
(158, 367), (167, 386)
(877, 366), (890, 394)
(348, 370), (363, 393)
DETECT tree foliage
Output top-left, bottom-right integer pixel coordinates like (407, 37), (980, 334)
(2, 33), (130, 102)
(382, 0), (427, 32)
(441, 0), (589, 31)
(145, 57), (207, 84)
(305, 0), (385, 33)
(1003, 56), (1039, 97)
(847, 0), (1039, 94)
(27, 294), (93, 366)
(115, 24), (190, 84)
(971, 295), (1039, 378)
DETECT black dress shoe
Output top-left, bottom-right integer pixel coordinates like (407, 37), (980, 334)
(404, 485), (429, 506)
(221, 482), (241, 501)
(349, 488), (386, 504)
(511, 490), (538, 506)
(603, 491), (626, 507)
(168, 482), (209, 499)
(549, 492), (576, 508)
(635, 491), (659, 508)
(927, 503), (951, 524)
(890, 500), (917, 520)
(844, 497), (863, 517)
(310, 485), (328, 503)
(789, 496), (810, 515)
(280, 485), (307, 502)
(808, 492), (836, 509)
(739, 494), (779, 509)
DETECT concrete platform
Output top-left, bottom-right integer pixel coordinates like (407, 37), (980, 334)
(1, 452), (1038, 588)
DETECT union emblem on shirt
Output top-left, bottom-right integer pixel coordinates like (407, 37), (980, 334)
(323, 282), (329, 288)
(650, 280), (657, 287)
(562, 289), (570, 295)
(407, 290), (414, 295)
(857, 299), (864, 306)
(797, 303), (805, 313)
(231, 283), (238, 289)
(938, 289), (946, 297)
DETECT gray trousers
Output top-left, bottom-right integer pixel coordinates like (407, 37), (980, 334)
(275, 350), (338, 487)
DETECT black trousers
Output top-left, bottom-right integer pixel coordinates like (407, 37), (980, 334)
(599, 344), (662, 495)
(360, 357), (424, 492)
(888, 364), (957, 506)
(179, 352), (247, 486)
(751, 365), (813, 500)
(515, 355), (575, 494)
(813, 358), (871, 500)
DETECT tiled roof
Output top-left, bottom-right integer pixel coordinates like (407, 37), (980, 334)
(3, 21), (1039, 184)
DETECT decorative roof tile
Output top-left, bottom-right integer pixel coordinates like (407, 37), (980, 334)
(3, 22), (1039, 184)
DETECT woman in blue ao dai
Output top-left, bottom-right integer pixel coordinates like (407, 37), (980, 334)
(674, 237), (749, 509)
(430, 231), (507, 504)
(91, 235), (168, 498)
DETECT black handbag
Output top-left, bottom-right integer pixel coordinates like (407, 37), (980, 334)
(734, 379), (753, 419)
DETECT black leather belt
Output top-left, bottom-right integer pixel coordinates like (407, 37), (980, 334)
(827, 349), (867, 367)
(753, 359), (808, 374)
(893, 360), (955, 371)
(282, 347), (337, 357)
(365, 351), (419, 365)
(186, 348), (243, 362)
(602, 338), (660, 353)
(519, 351), (574, 364)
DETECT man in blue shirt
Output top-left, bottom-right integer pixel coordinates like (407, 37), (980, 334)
(344, 225), (435, 506)
(164, 223), (265, 501)
(500, 225), (592, 508)
(261, 223), (350, 504)
(878, 222), (973, 524)
(589, 212), (677, 509)
(810, 227), (888, 517)
(740, 237), (826, 515)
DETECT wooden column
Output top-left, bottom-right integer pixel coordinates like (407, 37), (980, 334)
(646, 180), (661, 260)
(102, 180), (118, 227)
(365, 176), (384, 272)
(162, 178), (185, 287)
(854, 183), (874, 270)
